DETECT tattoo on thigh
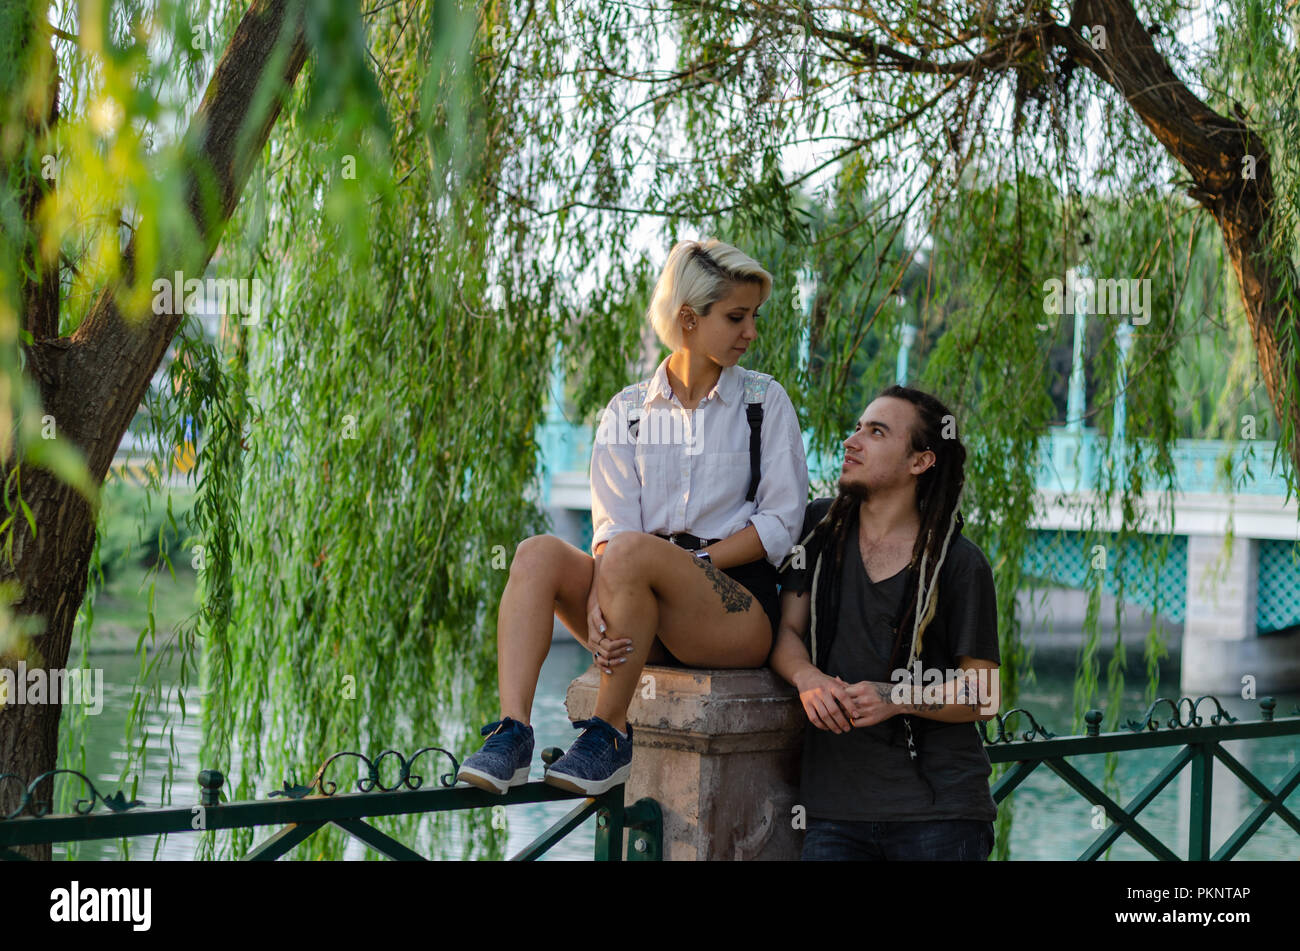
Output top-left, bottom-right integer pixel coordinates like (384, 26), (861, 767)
(691, 557), (753, 614)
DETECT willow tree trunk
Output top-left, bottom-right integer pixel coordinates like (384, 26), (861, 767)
(1055, 0), (1298, 471)
(0, 0), (310, 859)
(743, 0), (1300, 477)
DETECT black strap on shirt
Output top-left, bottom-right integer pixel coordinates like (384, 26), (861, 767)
(745, 402), (764, 502)
(627, 395), (765, 502)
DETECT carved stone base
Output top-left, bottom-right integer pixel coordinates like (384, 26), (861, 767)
(565, 665), (805, 860)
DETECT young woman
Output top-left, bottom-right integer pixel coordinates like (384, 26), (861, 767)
(456, 239), (810, 795)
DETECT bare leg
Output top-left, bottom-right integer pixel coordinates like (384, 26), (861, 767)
(496, 535), (595, 725)
(592, 546), (659, 730)
(594, 532), (771, 732)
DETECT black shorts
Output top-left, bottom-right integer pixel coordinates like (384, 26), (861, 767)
(721, 557), (781, 637)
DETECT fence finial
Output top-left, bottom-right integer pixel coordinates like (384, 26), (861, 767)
(198, 770), (224, 807)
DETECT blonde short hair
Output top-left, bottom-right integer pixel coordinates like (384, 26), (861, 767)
(646, 239), (773, 351)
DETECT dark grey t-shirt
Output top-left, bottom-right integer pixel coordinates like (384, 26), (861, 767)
(780, 497), (1000, 822)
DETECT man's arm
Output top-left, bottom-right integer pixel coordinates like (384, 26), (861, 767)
(701, 524), (766, 570)
(770, 589), (855, 734)
(843, 657), (1000, 726)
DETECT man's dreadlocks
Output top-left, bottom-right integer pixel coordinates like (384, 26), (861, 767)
(781, 385), (968, 802)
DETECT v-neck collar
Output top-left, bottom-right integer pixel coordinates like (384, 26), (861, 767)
(846, 505), (909, 587)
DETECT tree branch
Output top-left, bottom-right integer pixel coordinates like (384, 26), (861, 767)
(52, 0), (311, 480)
(1052, 0), (1296, 481)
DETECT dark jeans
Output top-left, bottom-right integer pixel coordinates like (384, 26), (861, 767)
(801, 816), (994, 861)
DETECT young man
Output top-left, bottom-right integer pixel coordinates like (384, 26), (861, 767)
(771, 385), (1001, 861)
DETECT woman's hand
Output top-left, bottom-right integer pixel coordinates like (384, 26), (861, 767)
(586, 574), (631, 675)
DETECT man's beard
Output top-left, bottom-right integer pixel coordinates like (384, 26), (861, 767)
(837, 475), (869, 503)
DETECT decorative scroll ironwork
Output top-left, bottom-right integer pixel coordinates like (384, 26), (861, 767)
(270, 746), (461, 799)
(980, 708), (1056, 744)
(1123, 696), (1237, 733)
(0, 769), (143, 820)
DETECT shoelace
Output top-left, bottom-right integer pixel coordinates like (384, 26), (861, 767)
(570, 717), (621, 753)
(479, 718), (525, 751)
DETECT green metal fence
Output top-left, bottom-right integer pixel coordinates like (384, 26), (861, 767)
(0, 745), (662, 861)
(983, 696), (1300, 860)
(6, 695), (1296, 861)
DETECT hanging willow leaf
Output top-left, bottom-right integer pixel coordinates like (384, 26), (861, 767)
(6, 0), (1298, 866)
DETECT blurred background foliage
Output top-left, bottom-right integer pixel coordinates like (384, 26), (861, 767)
(4, 0), (1296, 859)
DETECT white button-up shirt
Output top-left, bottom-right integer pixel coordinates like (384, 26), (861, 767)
(589, 357), (810, 567)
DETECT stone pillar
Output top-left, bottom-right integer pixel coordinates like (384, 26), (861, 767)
(565, 665), (805, 860)
(1182, 533), (1259, 693)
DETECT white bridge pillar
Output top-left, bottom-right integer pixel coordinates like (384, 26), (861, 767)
(1181, 533), (1300, 693)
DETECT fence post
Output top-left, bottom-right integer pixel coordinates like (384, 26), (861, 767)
(593, 789), (625, 862)
(1188, 743), (1213, 860)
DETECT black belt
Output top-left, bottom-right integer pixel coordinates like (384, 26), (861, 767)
(654, 532), (721, 551)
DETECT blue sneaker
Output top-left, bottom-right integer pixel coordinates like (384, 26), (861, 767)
(543, 716), (632, 795)
(456, 717), (534, 794)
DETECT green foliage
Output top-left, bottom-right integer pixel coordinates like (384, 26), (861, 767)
(1213, 0), (1300, 505)
(92, 481), (194, 585)
(483, 0), (1300, 862)
(51, 0), (537, 860)
(177, 0), (541, 859)
(15, 0), (1300, 865)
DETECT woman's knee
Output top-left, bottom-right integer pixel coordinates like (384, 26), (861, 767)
(508, 534), (566, 581)
(598, 532), (656, 588)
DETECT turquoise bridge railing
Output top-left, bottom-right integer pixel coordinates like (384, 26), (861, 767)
(0, 745), (663, 862)
(984, 696), (1300, 860)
